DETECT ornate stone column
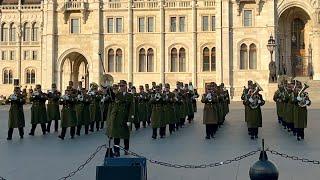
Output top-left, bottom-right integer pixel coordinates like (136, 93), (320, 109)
(192, 0), (197, 86)
(128, 0), (133, 83)
(160, 0), (165, 84)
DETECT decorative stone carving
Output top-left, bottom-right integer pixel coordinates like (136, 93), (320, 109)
(236, 0), (265, 16)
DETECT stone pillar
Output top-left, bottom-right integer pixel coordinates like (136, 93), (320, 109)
(192, 0), (197, 86)
(312, 31), (320, 80)
(90, 1), (102, 84)
(128, 0), (133, 83)
(215, 0), (222, 83)
(42, 0), (56, 90)
(160, 0), (165, 84)
(17, 2), (22, 83)
(216, 0), (230, 85)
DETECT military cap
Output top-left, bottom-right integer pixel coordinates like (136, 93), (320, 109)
(119, 80), (127, 85)
(139, 85), (144, 89)
(36, 84), (41, 88)
(165, 83), (170, 88)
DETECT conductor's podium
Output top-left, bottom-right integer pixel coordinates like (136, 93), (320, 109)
(96, 156), (147, 180)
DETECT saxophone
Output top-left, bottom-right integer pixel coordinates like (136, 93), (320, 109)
(297, 83), (310, 107)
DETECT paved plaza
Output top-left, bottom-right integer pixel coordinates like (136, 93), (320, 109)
(0, 102), (319, 180)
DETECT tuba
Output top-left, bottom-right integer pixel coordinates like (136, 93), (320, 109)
(297, 83), (310, 107)
(101, 74), (114, 88)
(249, 83), (263, 109)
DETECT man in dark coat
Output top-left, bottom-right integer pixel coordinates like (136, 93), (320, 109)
(201, 84), (218, 139)
(7, 87), (26, 140)
(29, 84), (48, 136)
(58, 87), (77, 140)
(245, 84), (265, 139)
(46, 83), (61, 132)
(109, 80), (134, 157)
(137, 85), (149, 128)
(150, 85), (164, 139)
(76, 88), (92, 135)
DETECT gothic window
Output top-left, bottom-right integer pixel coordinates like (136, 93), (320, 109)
(147, 48), (154, 72)
(170, 48), (178, 72)
(202, 47), (210, 71)
(3, 69), (13, 84)
(31, 23), (38, 41)
(211, 47), (216, 71)
(139, 48), (146, 72)
(23, 23), (30, 41)
(26, 69), (36, 84)
(115, 49), (122, 72)
(240, 44), (248, 69)
(179, 48), (186, 72)
(107, 49), (114, 72)
(9, 23), (16, 42)
(1, 23), (8, 42)
(70, 19), (80, 34)
(249, 43), (257, 69)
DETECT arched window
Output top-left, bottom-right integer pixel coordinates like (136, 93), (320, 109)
(9, 23), (16, 42)
(249, 43), (257, 69)
(26, 69), (36, 84)
(202, 47), (210, 71)
(139, 48), (146, 72)
(211, 47), (216, 71)
(3, 69), (13, 84)
(1, 23), (8, 42)
(115, 49), (122, 72)
(179, 48), (186, 72)
(170, 48), (178, 72)
(240, 44), (248, 69)
(107, 49), (114, 72)
(147, 48), (154, 72)
(31, 23), (38, 42)
(23, 23), (30, 42)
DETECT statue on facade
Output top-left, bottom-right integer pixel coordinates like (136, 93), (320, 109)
(269, 60), (277, 83)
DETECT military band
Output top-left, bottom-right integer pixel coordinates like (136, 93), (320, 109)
(274, 79), (311, 141)
(5, 77), (312, 147)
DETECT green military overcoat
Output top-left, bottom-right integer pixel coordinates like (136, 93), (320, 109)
(60, 97), (77, 128)
(47, 91), (61, 121)
(30, 93), (48, 124)
(108, 92), (133, 139)
(76, 95), (91, 126)
(163, 92), (176, 125)
(89, 94), (102, 122)
(8, 95), (25, 128)
(246, 94), (264, 128)
(150, 94), (164, 128)
(201, 94), (218, 125)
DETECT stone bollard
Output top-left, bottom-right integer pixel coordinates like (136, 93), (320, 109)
(249, 139), (279, 180)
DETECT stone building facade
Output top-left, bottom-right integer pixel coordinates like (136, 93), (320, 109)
(1, 0), (320, 100)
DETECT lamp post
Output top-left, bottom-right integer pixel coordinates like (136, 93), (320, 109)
(267, 35), (277, 83)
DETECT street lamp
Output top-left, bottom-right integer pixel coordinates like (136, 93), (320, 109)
(267, 34), (276, 60)
(267, 34), (277, 83)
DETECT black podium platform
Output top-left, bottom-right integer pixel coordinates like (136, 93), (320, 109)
(96, 156), (147, 180)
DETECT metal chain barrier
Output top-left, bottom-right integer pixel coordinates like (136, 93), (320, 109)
(267, 149), (320, 165)
(57, 144), (107, 180)
(114, 145), (260, 169)
(0, 176), (7, 180)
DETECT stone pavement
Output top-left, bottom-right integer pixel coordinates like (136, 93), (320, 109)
(0, 102), (319, 180)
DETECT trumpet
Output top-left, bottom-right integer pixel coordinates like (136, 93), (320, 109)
(9, 94), (18, 101)
(206, 92), (213, 102)
(297, 83), (310, 107)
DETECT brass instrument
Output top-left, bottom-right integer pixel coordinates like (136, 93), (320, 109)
(152, 92), (162, 101)
(9, 94), (18, 101)
(206, 92), (213, 102)
(249, 83), (263, 109)
(297, 83), (310, 107)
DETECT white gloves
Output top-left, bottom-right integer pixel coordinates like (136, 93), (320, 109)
(127, 122), (132, 127)
(297, 96), (302, 101)
(249, 98), (254, 103)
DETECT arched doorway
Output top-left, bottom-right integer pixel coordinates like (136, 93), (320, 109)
(60, 52), (89, 91)
(278, 7), (312, 77)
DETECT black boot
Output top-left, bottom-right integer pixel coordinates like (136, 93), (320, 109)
(90, 122), (94, 132)
(59, 127), (66, 140)
(85, 125), (89, 135)
(46, 120), (52, 133)
(54, 120), (59, 132)
(70, 127), (75, 139)
(18, 127), (24, 139)
(41, 123), (46, 135)
(29, 124), (36, 136)
(7, 128), (13, 140)
(76, 125), (81, 136)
